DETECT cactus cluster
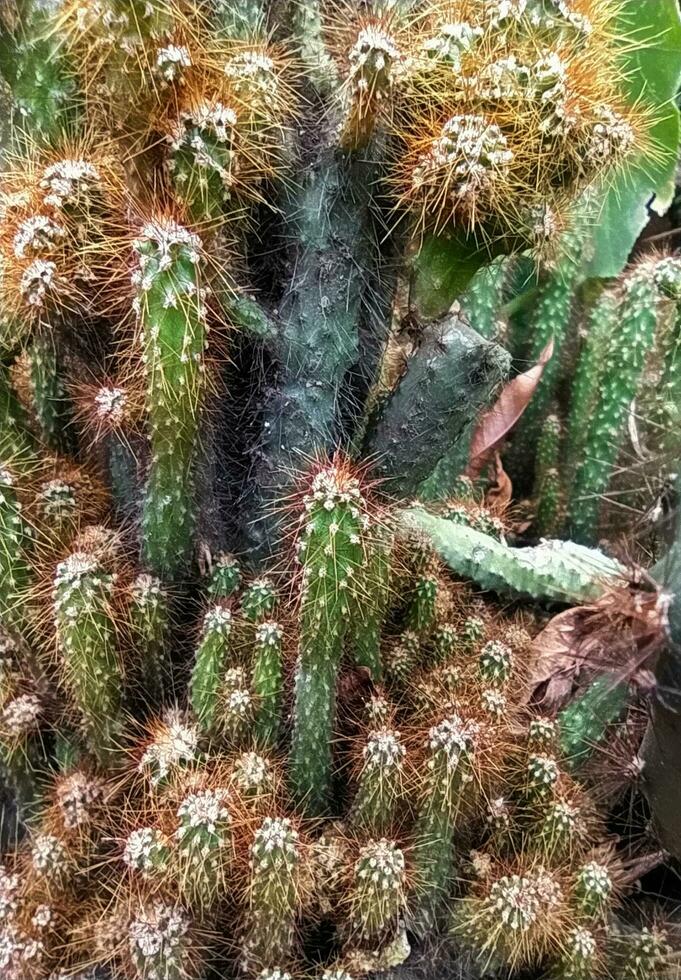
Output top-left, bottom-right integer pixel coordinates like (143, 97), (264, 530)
(0, 0), (680, 978)
(0, 458), (672, 979)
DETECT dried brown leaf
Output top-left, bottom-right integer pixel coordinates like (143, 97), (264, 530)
(466, 340), (554, 479)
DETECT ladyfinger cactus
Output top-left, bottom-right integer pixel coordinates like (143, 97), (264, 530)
(243, 816), (302, 972)
(53, 549), (122, 764)
(173, 785), (233, 907)
(132, 219), (208, 579)
(289, 464), (368, 815)
(348, 839), (407, 947)
(0, 466), (32, 637)
(128, 573), (171, 708)
(350, 728), (406, 836)
(189, 604), (233, 734)
(252, 620), (284, 749)
(567, 267), (661, 543)
(412, 714), (477, 933)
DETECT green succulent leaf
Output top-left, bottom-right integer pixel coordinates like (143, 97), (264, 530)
(585, 0), (681, 278)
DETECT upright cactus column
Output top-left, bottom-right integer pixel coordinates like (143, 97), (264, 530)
(252, 620), (284, 748)
(243, 816), (302, 972)
(53, 550), (122, 764)
(289, 464), (367, 815)
(0, 466), (32, 637)
(129, 573), (171, 707)
(412, 713), (477, 933)
(190, 605), (233, 734)
(567, 267), (660, 543)
(132, 219), (208, 579)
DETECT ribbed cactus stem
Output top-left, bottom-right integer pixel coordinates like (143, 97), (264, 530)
(123, 826), (172, 877)
(0, 691), (43, 814)
(384, 629), (419, 687)
(617, 928), (671, 979)
(129, 574), (170, 707)
(291, 0), (337, 94)
(538, 800), (584, 859)
(28, 332), (74, 454)
(478, 640), (513, 687)
(455, 867), (564, 971)
(459, 259), (507, 340)
(168, 101), (239, 223)
(564, 290), (618, 477)
(349, 530), (392, 681)
(558, 676), (628, 770)
(0, 466), (32, 637)
(351, 728), (405, 835)
(243, 816), (301, 971)
(567, 269), (660, 543)
(53, 551), (122, 764)
(412, 714), (477, 933)
(572, 861), (613, 920)
(208, 553), (241, 599)
(174, 786), (232, 906)
(252, 620), (284, 748)
(406, 566), (439, 636)
(289, 465), (367, 815)
(552, 926), (599, 980)
(508, 240), (582, 486)
(190, 605), (233, 733)
(534, 414), (563, 537)
(229, 751), (275, 804)
(221, 666), (253, 745)
(133, 219), (208, 579)
(242, 577), (277, 624)
(349, 839), (406, 946)
(127, 901), (195, 980)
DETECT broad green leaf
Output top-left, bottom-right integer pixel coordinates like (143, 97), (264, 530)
(585, 0), (681, 278)
(411, 230), (489, 320)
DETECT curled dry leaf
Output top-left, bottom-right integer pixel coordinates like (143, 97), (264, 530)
(466, 340), (554, 479)
(527, 580), (669, 713)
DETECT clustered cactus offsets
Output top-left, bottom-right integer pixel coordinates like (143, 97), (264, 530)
(1, 0), (681, 978)
(0, 458), (675, 979)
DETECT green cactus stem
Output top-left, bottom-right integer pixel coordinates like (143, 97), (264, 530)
(0, 465), (32, 638)
(572, 861), (613, 921)
(221, 666), (254, 745)
(289, 466), (367, 815)
(412, 713), (477, 934)
(290, 0), (338, 95)
(212, 0), (266, 38)
(551, 926), (600, 980)
(613, 928), (672, 979)
(137, 712), (200, 788)
(567, 268), (660, 543)
(252, 620), (284, 749)
(174, 786), (233, 907)
(384, 630), (420, 688)
(533, 414), (563, 537)
(401, 507), (626, 603)
(365, 315), (510, 498)
(123, 825), (172, 878)
(168, 101), (239, 224)
(129, 574), (171, 708)
(459, 258), (508, 341)
(28, 332), (75, 454)
(507, 238), (582, 489)
(207, 552), (242, 600)
(349, 839), (406, 947)
(243, 816), (301, 972)
(133, 218), (208, 579)
(190, 605), (233, 734)
(250, 145), (378, 555)
(53, 551), (122, 764)
(563, 290), (618, 478)
(0, 691), (44, 815)
(558, 675), (629, 770)
(242, 577), (277, 624)
(348, 528), (392, 682)
(350, 728), (406, 835)
(127, 900), (196, 980)
(406, 562), (439, 637)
